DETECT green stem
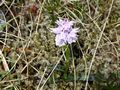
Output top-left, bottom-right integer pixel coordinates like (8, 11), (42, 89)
(63, 45), (70, 80)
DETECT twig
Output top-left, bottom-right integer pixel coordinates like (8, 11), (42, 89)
(0, 50), (9, 71)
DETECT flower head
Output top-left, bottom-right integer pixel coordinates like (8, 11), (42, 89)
(51, 18), (79, 47)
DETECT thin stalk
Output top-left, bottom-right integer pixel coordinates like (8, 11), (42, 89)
(63, 45), (70, 80)
(70, 44), (76, 90)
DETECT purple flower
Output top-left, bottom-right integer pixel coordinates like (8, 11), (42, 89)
(51, 18), (79, 47)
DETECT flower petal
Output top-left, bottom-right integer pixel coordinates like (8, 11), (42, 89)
(55, 34), (66, 46)
(50, 27), (62, 34)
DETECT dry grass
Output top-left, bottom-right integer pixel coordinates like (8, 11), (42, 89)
(0, 0), (120, 90)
